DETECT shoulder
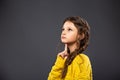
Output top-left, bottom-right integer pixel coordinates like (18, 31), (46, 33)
(74, 53), (91, 64)
(79, 53), (90, 61)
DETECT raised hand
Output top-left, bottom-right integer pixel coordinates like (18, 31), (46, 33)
(58, 44), (69, 59)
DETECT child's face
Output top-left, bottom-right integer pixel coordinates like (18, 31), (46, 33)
(61, 21), (80, 44)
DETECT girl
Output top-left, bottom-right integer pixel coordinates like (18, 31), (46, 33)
(48, 16), (92, 80)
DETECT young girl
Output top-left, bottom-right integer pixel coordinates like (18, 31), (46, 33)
(48, 16), (92, 80)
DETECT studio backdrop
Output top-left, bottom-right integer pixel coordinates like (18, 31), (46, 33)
(0, 0), (120, 80)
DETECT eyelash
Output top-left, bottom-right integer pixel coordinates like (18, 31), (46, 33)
(68, 28), (72, 31)
(62, 28), (64, 31)
(62, 28), (72, 31)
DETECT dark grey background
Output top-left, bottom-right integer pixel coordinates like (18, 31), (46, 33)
(0, 0), (120, 80)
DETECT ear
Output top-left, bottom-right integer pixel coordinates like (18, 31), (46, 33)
(78, 33), (85, 40)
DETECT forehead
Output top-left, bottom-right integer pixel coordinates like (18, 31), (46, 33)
(63, 21), (76, 28)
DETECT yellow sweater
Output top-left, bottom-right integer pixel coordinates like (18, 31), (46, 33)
(48, 53), (93, 80)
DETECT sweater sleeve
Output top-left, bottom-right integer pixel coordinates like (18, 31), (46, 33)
(48, 55), (65, 80)
(74, 54), (93, 80)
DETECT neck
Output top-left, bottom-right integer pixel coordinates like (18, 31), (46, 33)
(67, 42), (77, 53)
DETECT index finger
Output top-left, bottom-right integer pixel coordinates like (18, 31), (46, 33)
(64, 44), (67, 51)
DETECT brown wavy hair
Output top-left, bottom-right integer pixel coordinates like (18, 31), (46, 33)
(61, 16), (90, 78)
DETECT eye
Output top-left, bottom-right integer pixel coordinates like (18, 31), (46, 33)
(68, 28), (72, 31)
(62, 28), (64, 31)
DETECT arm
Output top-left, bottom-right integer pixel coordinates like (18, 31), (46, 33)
(48, 55), (65, 80)
(48, 44), (68, 80)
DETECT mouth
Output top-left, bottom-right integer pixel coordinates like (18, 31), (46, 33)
(61, 36), (66, 39)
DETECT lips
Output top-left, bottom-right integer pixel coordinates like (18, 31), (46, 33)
(61, 36), (66, 39)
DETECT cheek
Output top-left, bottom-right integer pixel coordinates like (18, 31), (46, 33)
(68, 34), (78, 41)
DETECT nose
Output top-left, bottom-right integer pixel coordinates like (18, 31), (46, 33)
(62, 30), (66, 35)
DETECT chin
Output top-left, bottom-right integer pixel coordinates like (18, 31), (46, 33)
(61, 40), (68, 44)
(61, 40), (77, 45)
(61, 41), (71, 44)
